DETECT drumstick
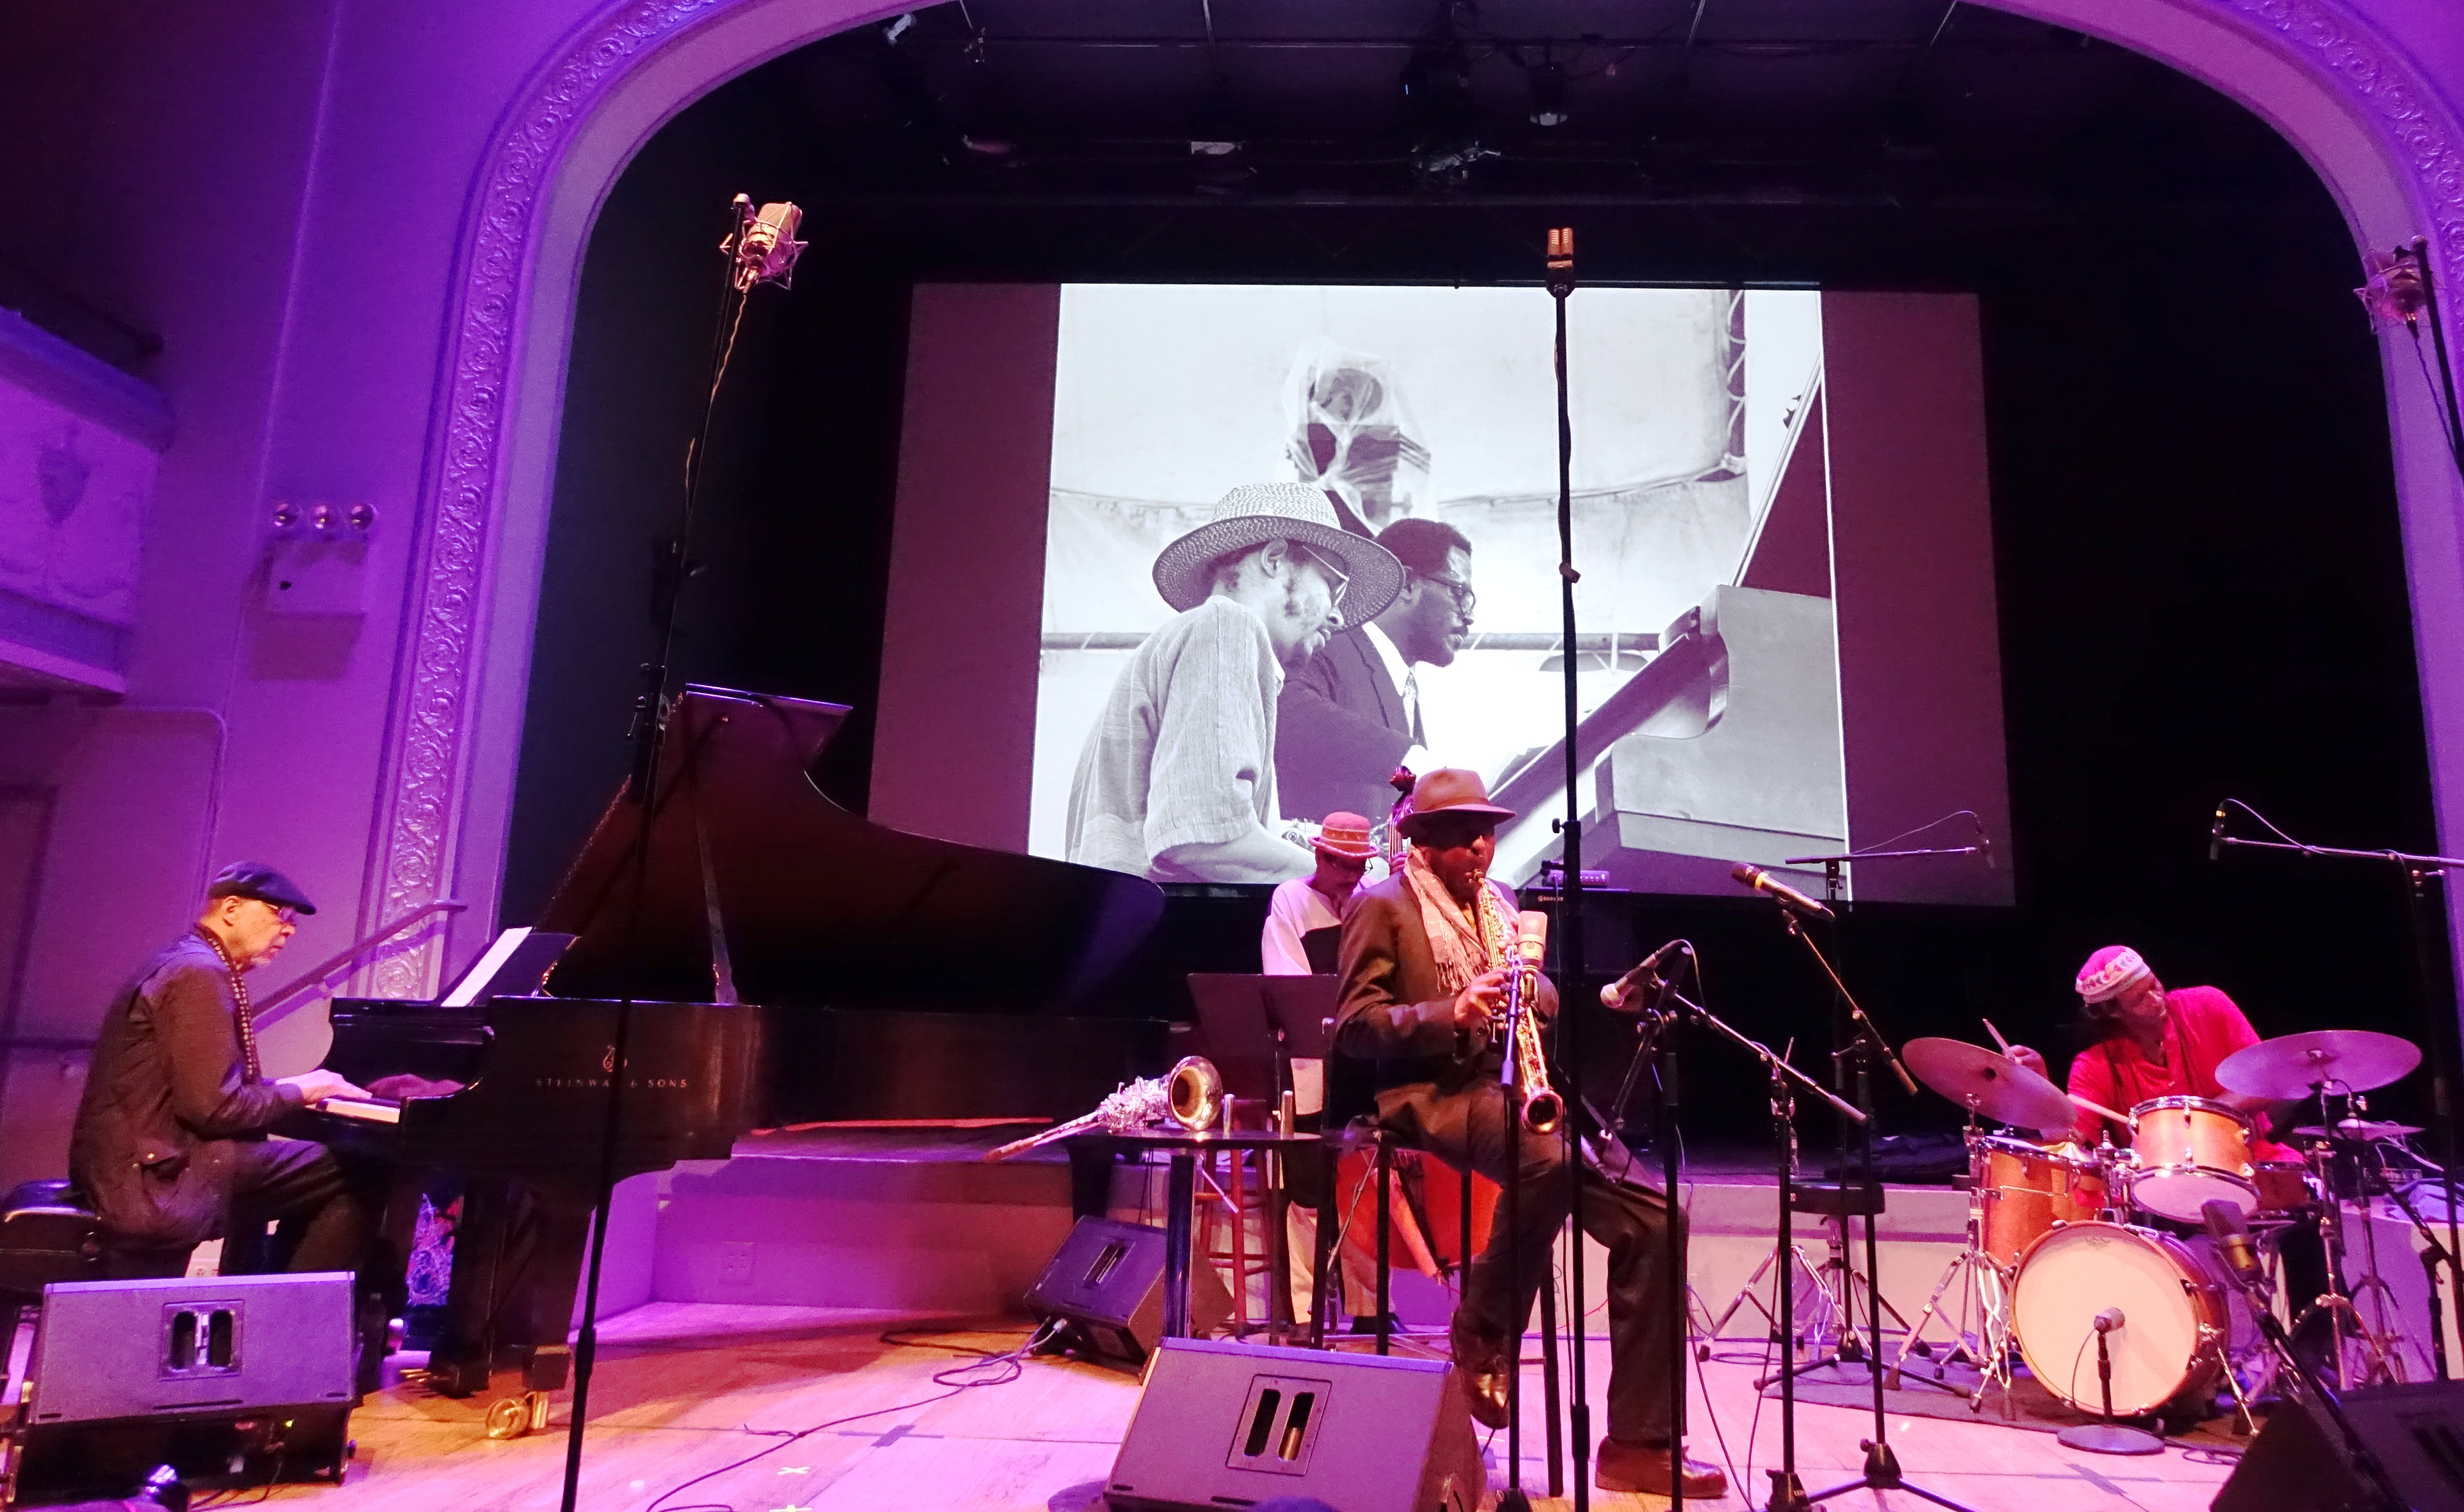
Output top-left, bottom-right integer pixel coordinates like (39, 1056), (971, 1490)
(1981, 1018), (2013, 1055)
(2069, 1091), (2138, 1130)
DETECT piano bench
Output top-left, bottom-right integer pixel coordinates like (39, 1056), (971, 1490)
(0, 1179), (108, 1305)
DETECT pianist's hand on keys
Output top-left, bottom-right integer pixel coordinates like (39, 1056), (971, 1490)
(279, 1067), (372, 1106)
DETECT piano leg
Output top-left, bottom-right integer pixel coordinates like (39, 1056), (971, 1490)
(511, 1197), (595, 1393)
(425, 1174), (516, 1398)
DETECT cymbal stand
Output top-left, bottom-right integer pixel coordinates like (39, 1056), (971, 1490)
(2214, 798), (2464, 1375)
(1888, 1113), (2016, 1417)
(1762, 903), (1974, 1512)
(1644, 980), (1861, 1512)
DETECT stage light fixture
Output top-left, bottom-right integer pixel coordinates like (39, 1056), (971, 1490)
(1528, 61), (1570, 127)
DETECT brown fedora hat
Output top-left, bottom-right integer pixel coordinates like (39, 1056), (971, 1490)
(1395, 767), (1515, 839)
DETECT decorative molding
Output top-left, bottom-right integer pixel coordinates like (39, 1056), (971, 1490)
(365, 0), (730, 997)
(2217, 0), (2464, 306)
(365, 0), (2464, 998)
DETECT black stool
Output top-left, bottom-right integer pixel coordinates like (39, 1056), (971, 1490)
(0, 1179), (108, 1342)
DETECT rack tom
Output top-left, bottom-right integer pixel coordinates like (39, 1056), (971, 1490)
(2127, 1096), (2256, 1223)
(1975, 1135), (2107, 1269)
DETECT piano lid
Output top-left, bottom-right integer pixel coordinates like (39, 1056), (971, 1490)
(536, 685), (1165, 1011)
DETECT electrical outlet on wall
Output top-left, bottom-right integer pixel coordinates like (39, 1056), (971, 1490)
(716, 1241), (755, 1286)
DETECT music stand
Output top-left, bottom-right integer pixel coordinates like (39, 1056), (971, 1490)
(1185, 974), (1339, 1341)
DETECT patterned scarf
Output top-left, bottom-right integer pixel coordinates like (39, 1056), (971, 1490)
(1401, 847), (1518, 997)
(195, 925), (263, 1083)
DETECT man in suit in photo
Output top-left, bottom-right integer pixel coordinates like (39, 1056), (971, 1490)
(1274, 516), (1477, 828)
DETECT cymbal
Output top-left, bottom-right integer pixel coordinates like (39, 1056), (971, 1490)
(2215, 1030), (2422, 1100)
(2290, 1118), (2424, 1142)
(1904, 1037), (2075, 1130)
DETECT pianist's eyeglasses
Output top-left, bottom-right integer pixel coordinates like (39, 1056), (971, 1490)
(1288, 541), (1352, 616)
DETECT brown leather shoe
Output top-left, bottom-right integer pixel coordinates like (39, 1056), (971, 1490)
(1448, 1311), (1510, 1430)
(1595, 1439), (1728, 1498)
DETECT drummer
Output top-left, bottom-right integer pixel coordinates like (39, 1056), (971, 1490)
(2011, 944), (2333, 1335)
(2008, 945), (2288, 1160)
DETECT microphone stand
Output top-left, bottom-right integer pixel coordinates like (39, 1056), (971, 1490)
(2054, 1316), (2163, 1455)
(1632, 973), (1862, 1512)
(2207, 1210), (2408, 1509)
(2213, 798), (2464, 1372)
(1754, 898), (1973, 1512)
(1541, 224), (1596, 1511)
(557, 196), (797, 1512)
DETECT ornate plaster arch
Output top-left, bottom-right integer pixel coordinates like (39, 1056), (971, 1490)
(363, 0), (2464, 995)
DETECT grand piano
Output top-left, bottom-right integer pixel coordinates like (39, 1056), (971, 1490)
(312, 685), (1168, 1396)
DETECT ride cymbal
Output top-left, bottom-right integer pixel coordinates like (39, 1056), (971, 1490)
(2215, 1029), (2421, 1100)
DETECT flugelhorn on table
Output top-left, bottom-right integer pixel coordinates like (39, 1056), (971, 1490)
(982, 1056), (1226, 1161)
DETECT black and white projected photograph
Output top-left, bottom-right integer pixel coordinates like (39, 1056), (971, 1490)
(1032, 282), (1838, 892)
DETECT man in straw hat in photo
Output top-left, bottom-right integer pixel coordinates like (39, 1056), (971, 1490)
(1333, 769), (1722, 1499)
(1066, 482), (1403, 883)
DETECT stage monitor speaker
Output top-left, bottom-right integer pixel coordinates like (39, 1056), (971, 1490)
(1025, 1216), (1228, 1370)
(1105, 1337), (1485, 1512)
(14, 1272), (356, 1502)
(2214, 1380), (2464, 1512)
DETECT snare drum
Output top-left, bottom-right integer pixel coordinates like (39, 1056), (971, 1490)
(2010, 1221), (2239, 1415)
(2127, 1096), (2256, 1223)
(1974, 1135), (2108, 1270)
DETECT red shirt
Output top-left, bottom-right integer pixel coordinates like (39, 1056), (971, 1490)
(2063, 985), (2288, 1159)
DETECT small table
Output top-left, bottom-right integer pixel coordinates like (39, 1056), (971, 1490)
(1065, 1127), (1322, 1339)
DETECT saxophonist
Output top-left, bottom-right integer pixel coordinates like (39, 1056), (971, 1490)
(1333, 769), (1720, 1500)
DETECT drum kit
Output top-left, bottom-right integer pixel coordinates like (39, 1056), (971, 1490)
(1894, 1025), (2440, 1428)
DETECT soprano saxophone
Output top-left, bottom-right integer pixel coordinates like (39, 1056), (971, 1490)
(1480, 885), (1563, 1135)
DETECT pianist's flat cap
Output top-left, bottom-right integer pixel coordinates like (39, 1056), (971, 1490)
(206, 861), (318, 915)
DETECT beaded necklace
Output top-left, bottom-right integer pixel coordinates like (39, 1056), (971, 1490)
(194, 925), (264, 1084)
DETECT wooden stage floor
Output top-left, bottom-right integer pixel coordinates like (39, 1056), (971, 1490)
(229, 1303), (2240, 1512)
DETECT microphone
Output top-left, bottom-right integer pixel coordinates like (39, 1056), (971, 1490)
(727, 198), (808, 290)
(2202, 1198), (2264, 1287)
(1730, 862), (1835, 920)
(1602, 940), (1690, 1009)
(1973, 814), (1996, 871)
(2092, 1306), (2125, 1334)
(2208, 802), (2229, 863)
(1514, 911), (1550, 982)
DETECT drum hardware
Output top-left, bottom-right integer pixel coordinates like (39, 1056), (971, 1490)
(1888, 1121), (2022, 1418)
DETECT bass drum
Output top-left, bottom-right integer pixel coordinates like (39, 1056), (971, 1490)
(2009, 1222), (2238, 1416)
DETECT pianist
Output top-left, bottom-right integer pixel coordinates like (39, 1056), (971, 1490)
(70, 862), (387, 1302)
(1065, 482), (1403, 884)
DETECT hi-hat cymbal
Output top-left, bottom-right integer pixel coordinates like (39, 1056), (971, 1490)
(2290, 1118), (2425, 1142)
(1904, 1037), (2075, 1130)
(2215, 1029), (2422, 1100)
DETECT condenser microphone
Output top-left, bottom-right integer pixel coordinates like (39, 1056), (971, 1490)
(2202, 1198), (2263, 1286)
(2092, 1306), (2125, 1334)
(1602, 940), (1690, 1009)
(1514, 911), (1550, 980)
(2208, 802), (2229, 862)
(1730, 863), (1835, 920)
(729, 198), (808, 290)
